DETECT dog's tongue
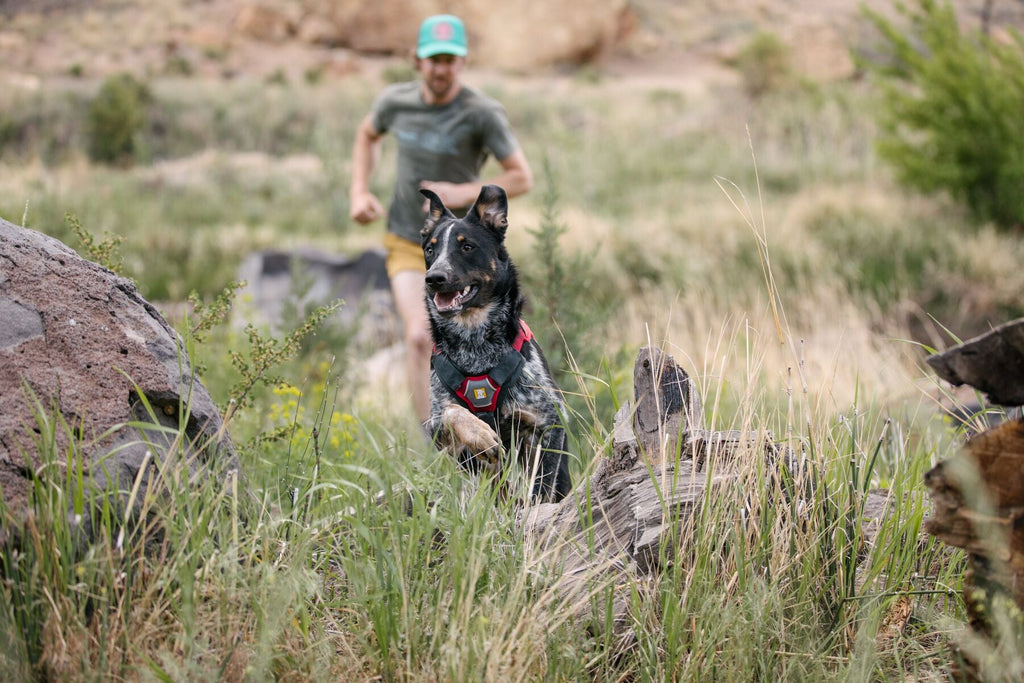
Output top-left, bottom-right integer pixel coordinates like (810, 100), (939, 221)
(433, 291), (460, 311)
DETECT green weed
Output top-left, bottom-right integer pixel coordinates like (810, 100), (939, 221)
(864, 0), (1024, 229)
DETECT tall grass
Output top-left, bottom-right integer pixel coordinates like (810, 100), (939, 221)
(0, 307), (970, 679)
(2, 72), (1022, 329)
(1, 45), (1019, 680)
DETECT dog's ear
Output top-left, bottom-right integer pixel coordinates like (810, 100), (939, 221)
(470, 185), (509, 239)
(420, 188), (455, 236)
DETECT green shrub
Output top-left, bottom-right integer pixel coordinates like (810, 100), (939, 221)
(86, 73), (152, 164)
(517, 162), (626, 447)
(734, 31), (793, 98)
(381, 62), (416, 84)
(0, 91), (85, 163)
(265, 68), (289, 86)
(865, 0), (1024, 229)
(163, 55), (194, 77)
(521, 163), (617, 369)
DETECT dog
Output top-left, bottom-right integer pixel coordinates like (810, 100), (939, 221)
(419, 184), (572, 503)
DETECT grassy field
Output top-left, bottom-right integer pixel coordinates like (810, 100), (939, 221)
(3, 27), (1024, 680)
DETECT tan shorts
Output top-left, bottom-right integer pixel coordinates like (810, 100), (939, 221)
(383, 232), (425, 278)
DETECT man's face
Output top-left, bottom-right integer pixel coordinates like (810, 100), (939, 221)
(417, 54), (465, 102)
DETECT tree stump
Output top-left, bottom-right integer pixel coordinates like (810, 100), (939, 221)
(523, 346), (778, 638)
(924, 317), (1024, 680)
(927, 317), (1024, 406)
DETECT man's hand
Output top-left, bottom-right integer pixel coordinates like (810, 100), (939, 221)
(418, 147), (534, 212)
(350, 191), (385, 224)
(419, 181), (476, 211)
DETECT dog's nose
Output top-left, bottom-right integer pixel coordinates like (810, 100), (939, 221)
(425, 270), (449, 288)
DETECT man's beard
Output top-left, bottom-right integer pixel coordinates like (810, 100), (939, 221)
(427, 76), (455, 100)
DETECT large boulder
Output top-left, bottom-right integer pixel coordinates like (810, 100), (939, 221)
(0, 218), (235, 542)
(233, 2), (297, 44)
(234, 247), (398, 348)
(233, 247), (411, 418)
(290, 0), (633, 69)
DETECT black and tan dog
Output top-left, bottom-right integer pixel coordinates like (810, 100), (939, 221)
(419, 184), (572, 503)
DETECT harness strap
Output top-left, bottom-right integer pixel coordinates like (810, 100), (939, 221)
(512, 319), (533, 352)
(432, 320), (534, 427)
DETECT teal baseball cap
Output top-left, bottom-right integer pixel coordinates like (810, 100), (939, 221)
(416, 14), (468, 58)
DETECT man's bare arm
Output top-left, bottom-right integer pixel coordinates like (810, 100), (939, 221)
(420, 149), (534, 209)
(349, 114), (385, 224)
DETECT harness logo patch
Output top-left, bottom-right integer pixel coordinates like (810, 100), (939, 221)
(460, 376), (500, 411)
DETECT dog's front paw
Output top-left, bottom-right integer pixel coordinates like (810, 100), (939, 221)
(442, 405), (502, 469)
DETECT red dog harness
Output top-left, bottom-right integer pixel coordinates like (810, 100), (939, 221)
(431, 320), (534, 428)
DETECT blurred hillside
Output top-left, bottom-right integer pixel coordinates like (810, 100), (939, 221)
(3, 0), (1024, 365)
(2, 0), (1023, 86)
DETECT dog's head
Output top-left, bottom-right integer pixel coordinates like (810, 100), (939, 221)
(420, 184), (512, 319)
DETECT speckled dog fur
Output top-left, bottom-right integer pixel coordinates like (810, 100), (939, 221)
(419, 185), (571, 502)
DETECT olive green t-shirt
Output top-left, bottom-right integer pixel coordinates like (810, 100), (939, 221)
(370, 82), (520, 243)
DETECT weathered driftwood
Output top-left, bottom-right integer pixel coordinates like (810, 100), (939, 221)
(522, 345), (894, 640)
(523, 347), (780, 636)
(631, 346), (704, 461)
(927, 317), (1024, 406)
(925, 321), (1024, 680)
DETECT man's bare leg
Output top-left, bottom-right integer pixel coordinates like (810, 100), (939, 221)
(390, 269), (433, 423)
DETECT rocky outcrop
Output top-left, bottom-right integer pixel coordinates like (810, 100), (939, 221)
(240, 0), (634, 70)
(0, 218), (235, 542)
(233, 2), (297, 44)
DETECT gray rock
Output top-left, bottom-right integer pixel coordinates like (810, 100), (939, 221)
(234, 247), (399, 348)
(0, 217), (235, 544)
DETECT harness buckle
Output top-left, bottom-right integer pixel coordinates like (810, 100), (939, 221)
(457, 375), (501, 412)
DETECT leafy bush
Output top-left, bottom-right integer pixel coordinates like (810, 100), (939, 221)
(519, 163), (619, 402)
(511, 164), (636, 463)
(86, 73), (152, 164)
(865, 0), (1024, 229)
(0, 91), (85, 163)
(734, 31), (793, 98)
(381, 62), (416, 83)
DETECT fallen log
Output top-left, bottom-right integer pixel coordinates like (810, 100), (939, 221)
(524, 346), (890, 641)
(924, 318), (1024, 680)
(523, 346), (750, 640)
(927, 317), (1024, 406)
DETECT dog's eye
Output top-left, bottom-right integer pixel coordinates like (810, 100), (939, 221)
(424, 246), (434, 257)
(461, 243), (473, 253)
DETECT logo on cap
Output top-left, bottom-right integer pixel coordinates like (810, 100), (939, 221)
(433, 21), (455, 41)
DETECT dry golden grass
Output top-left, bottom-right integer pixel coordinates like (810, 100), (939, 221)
(6, 2), (1024, 679)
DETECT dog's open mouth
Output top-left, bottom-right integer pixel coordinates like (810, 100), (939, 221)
(432, 284), (478, 314)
